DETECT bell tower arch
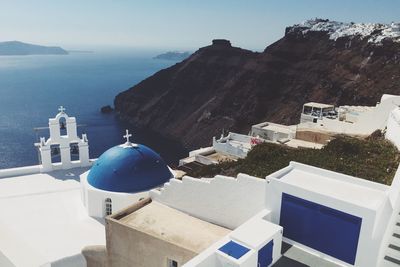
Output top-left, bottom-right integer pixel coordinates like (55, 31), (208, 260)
(36, 106), (91, 172)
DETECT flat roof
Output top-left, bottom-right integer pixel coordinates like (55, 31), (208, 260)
(269, 162), (388, 210)
(303, 102), (334, 109)
(116, 201), (230, 254)
(0, 167), (105, 267)
(230, 216), (282, 249)
(261, 123), (295, 133)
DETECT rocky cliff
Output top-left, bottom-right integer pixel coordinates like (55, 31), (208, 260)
(114, 19), (400, 149)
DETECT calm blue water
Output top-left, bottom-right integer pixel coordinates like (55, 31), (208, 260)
(0, 51), (187, 169)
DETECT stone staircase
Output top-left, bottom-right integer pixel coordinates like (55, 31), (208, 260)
(382, 213), (400, 266)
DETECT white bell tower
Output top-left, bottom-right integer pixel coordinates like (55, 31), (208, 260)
(35, 106), (91, 172)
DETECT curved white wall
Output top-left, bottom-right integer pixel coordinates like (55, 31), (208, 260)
(80, 172), (148, 218)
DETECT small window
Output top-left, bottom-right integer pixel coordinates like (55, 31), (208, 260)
(105, 198), (112, 216)
(167, 259), (178, 267)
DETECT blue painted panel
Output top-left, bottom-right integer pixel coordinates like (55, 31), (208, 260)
(258, 240), (274, 267)
(279, 193), (361, 265)
(219, 241), (250, 260)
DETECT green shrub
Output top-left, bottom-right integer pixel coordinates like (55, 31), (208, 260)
(186, 135), (399, 185)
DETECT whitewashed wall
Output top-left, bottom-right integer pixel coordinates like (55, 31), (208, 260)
(212, 138), (249, 158)
(251, 122), (295, 141)
(151, 174), (266, 229)
(386, 108), (400, 150)
(298, 95), (400, 136)
(0, 165), (40, 179)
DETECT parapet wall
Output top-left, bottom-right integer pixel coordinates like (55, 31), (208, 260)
(386, 108), (400, 150)
(0, 165), (40, 179)
(150, 174), (266, 229)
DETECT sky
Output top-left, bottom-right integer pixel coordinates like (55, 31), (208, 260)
(0, 0), (399, 51)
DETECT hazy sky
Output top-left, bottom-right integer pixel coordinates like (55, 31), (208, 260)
(1, 0), (399, 51)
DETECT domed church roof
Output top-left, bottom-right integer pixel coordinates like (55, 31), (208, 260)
(87, 136), (172, 193)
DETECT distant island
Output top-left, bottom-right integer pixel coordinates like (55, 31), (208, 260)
(153, 51), (191, 61)
(67, 50), (94, 54)
(0, 41), (68, 56)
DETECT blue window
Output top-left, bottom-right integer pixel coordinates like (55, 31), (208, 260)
(280, 193), (362, 265)
(219, 241), (250, 259)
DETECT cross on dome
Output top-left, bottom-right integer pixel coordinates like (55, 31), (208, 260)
(121, 129), (138, 148)
(58, 106), (66, 113)
(123, 129), (132, 144)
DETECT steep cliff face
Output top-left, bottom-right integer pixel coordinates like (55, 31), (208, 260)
(115, 20), (400, 149)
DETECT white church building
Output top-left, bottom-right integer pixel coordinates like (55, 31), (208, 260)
(0, 108), (173, 267)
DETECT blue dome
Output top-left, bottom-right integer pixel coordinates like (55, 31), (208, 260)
(87, 144), (172, 193)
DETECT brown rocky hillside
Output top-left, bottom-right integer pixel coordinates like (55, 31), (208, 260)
(114, 19), (400, 149)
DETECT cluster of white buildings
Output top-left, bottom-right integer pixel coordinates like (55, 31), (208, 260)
(1, 97), (400, 267)
(179, 94), (400, 171)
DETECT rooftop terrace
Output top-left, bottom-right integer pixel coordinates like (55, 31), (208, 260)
(112, 200), (231, 254)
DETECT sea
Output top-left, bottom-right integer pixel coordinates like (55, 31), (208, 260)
(0, 51), (188, 169)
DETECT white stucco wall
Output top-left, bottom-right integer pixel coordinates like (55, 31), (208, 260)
(386, 107), (400, 150)
(0, 165), (40, 178)
(251, 122), (296, 141)
(150, 174), (267, 229)
(298, 94), (400, 136)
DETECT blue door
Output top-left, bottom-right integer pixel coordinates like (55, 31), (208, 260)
(258, 240), (273, 267)
(279, 193), (362, 265)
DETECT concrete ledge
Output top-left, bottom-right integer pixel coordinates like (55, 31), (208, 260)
(0, 165), (40, 178)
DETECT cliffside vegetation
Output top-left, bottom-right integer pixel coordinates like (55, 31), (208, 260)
(186, 133), (400, 185)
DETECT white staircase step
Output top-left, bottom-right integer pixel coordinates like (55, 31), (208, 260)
(385, 246), (400, 265)
(390, 236), (400, 248)
(389, 244), (400, 253)
(382, 256), (400, 267)
(382, 215), (400, 266)
(393, 227), (400, 237)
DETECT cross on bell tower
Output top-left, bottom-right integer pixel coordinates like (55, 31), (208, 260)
(58, 106), (66, 113)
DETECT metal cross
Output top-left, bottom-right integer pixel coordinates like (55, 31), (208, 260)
(123, 129), (132, 143)
(58, 106), (66, 113)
